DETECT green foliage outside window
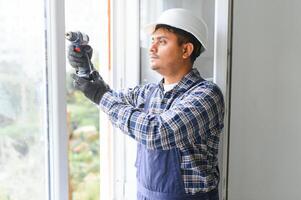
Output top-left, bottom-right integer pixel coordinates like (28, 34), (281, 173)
(67, 71), (100, 200)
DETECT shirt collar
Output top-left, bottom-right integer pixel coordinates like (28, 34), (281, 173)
(158, 68), (204, 93)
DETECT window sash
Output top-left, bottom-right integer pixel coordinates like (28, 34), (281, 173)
(45, 0), (69, 199)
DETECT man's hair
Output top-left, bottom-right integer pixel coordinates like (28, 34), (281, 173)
(154, 24), (205, 64)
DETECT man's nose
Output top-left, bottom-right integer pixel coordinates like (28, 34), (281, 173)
(149, 42), (157, 53)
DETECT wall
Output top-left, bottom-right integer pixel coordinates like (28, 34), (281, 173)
(228, 0), (301, 199)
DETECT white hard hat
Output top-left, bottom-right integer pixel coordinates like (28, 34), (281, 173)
(143, 8), (208, 50)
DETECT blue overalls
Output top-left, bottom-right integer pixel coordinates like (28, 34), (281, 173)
(135, 86), (219, 200)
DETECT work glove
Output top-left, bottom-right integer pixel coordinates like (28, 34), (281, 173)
(67, 44), (93, 72)
(71, 71), (110, 104)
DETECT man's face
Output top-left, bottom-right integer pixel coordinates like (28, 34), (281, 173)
(149, 28), (185, 77)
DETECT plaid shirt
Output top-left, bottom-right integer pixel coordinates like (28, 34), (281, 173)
(100, 68), (225, 194)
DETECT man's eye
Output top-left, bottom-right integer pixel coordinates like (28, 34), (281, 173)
(159, 40), (166, 44)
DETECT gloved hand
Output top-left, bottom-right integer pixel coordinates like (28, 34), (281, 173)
(67, 44), (93, 72)
(71, 71), (110, 104)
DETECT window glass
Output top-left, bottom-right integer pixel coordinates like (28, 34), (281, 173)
(65, 0), (101, 199)
(0, 1), (48, 199)
(140, 0), (215, 83)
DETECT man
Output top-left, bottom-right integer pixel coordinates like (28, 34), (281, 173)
(69, 8), (224, 200)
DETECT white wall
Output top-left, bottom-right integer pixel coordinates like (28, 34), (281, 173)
(228, 0), (301, 199)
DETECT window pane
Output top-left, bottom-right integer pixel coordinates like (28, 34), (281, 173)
(0, 1), (48, 199)
(65, 0), (101, 199)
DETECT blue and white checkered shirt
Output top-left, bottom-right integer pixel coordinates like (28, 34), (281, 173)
(100, 68), (225, 194)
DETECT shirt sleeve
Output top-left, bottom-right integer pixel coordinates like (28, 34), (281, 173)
(100, 85), (224, 150)
(104, 84), (150, 107)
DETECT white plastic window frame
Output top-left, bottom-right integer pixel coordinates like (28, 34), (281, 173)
(214, 0), (231, 199)
(43, 0), (124, 199)
(45, 0), (69, 199)
(110, 0), (140, 199)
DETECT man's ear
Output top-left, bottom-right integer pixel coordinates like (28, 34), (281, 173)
(182, 43), (194, 59)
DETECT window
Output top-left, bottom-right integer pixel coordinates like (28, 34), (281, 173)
(0, 1), (229, 199)
(0, 1), (48, 199)
(65, 0), (103, 199)
(0, 0), (114, 199)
